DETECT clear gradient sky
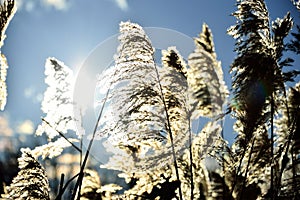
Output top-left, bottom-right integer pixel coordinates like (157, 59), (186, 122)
(1, 0), (299, 144)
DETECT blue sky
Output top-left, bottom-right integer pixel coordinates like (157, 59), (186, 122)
(1, 0), (299, 145)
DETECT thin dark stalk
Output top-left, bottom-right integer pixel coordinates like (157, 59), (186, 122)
(271, 95), (275, 200)
(56, 173), (65, 200)
(230, 143), (247, 196)
(276, 120), (296, 196)
(80, 138), (83, 167)
(42, 118), (82, 153)
(291, 145), (297, 198)
(71, 87), (112, 200)
(188, 116), (194, 200)
(153, 65), (183, 200)
(276, 88), (292, 194)
(220, 119), (227, 199)
(239, 137), (256, 200)
(55, 173), (79, 200)
(59, 173), (64, 194)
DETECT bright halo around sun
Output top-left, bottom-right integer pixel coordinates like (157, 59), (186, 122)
(73, 25), (223, 172)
